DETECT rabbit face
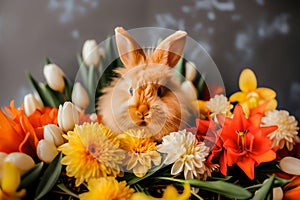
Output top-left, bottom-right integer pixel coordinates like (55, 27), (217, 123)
(98, 27), (193, 141)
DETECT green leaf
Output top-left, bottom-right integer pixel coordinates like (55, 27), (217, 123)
(173, 57), (185, 83)
(197, 74), (206, 99)
(19, 162), (44, 189)
(87, 65), (96, 97)
(44, 84), (63, 107)
(63, 77), (74, 102)
(157, 177), (252, 200)
(34, 153), (62, 200)
(26, 72), (60, 107)
(45, 57), (51, 65)
(77, 53), (89, 89)
(251, 176), (275, 200)
(57, 183), (79, 199)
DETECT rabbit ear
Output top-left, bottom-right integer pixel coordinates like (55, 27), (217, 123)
(151, 30), (187, 68)
(115, 27), (147, 68)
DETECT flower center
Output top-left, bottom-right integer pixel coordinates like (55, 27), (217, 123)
(236, 130), (249, 151)
(246, 92), (259, 108)
(88, 143), (103, 160)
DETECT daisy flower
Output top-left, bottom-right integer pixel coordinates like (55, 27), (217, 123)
(79, 177), (134, 200)
(262, 110), (299, 151)
(206, 94), (233, 118)
(58, 123), (125, 186)
(157, 130), (209, 180)
(118, 129), (161, 177)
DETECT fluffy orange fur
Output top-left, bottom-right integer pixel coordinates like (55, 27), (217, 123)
(97, 27), (194, 141)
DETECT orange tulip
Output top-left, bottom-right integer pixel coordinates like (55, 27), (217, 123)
(284, 176), (300, 200)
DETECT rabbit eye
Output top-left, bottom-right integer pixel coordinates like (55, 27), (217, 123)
(157, 86), (163, 97)
(129, 87), (133, 96)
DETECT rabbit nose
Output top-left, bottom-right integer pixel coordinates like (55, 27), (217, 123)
(136, 104), (150, 119)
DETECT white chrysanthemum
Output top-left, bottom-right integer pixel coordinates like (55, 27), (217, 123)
(206, 94), (233, 118)
(262, 110), (299, 151)
(157, 130), (209, 180)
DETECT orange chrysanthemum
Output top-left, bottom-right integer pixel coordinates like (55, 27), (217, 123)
(0, 100), (58, 159)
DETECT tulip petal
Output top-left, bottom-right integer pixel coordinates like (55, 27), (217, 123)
(279, 157), (300, 175)
(1, 162), (20, 193)
(239, 69), (257, 92)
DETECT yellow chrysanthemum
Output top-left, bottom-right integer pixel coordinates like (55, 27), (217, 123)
(118, 129), (161, 177)
(229, 68), (277, 116)
(79, 177), (134, 200)
(131, 183), (191, 200)
(58, 123), (125, 186)
(0, 162), (26, 200)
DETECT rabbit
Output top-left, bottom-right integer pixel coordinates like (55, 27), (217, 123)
(97, 27), (196, 141)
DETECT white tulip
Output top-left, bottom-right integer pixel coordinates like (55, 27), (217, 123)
(44, 124), (64, 147)
(82, 40), (100, 67)
(181, 80), (198, 101)
(4, 152), (35, 175)
(185, 61), (197, 82)
(279, 156), (300, 175)
(272, 187), (283, 200)
(58, 102), (79, 132)
(43, 63), (65, 92)
(24, 93), (44, 116)
(72, 82), (90, 109)
(37, 140), (58, 164)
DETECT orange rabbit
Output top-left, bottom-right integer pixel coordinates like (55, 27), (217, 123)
(97, 27), (195, 141)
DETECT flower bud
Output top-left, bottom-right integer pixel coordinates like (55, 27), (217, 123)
(72, 82), (90, 109)
(43, 63), (65, 92)
(279, 156), (300, 175)
(82, 40), (100, 66)
(272, 187), (283, 200)
(4, 152), (35, 175)
(181, 80), (197, 101)
(37, 139), (58, 164)
(44, 124), (64, 147)
(58, 102), (79, 132)
(24, 93), (44, 116)
(185, 61), (197, 82)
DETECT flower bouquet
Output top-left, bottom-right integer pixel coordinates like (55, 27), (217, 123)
(0, 27), (299, 200)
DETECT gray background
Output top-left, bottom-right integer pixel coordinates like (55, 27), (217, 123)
(0, 0), (299, 119)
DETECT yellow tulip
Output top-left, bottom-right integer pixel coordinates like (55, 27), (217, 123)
(0, 162), (26, 200)
(229, 68), (277, 116)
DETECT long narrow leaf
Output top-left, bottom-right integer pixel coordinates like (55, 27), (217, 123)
(19, 162), (44, 189)
(26, 72), (55, 107)
(34, 153), (62, 200)
(57, 183), (79, 199)
(157, 177), (252, 199)
(63, 77), (74, 101)
(77, 53), (88, 89)
(251, 176), (275, 200)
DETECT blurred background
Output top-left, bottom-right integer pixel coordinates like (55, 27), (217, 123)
(0, 0), (299, 119)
